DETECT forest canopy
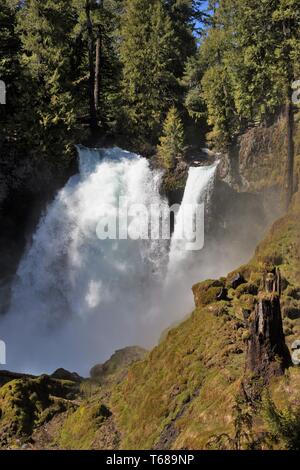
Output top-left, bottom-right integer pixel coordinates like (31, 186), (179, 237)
(0, 0), (299, 185)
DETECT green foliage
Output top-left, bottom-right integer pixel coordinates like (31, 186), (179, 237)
(184, 0), (300, 149)
(72, 0), (122, 132)
(157, 106), (185, 169)
(119, 0), (176, 142)
(58, 400), (112, 449)
(263, 393), (300, 450)
(111, 305), (245, 449)
(119, 0), (196, 144)
(206, 395), (256, 450)
(0, 375), (79, 446)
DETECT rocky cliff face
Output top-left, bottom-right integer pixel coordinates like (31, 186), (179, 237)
(218, 114), (300, 216)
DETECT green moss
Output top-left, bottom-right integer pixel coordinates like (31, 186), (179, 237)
(0, 375), (80, 447)
(3, 166), (300, 450)
(192, 279), (224, 307)
(110, 306), (245, 449)
(235, 282), (258, 298)
(90, 346), (147, 386)
(109, 177), (300, 450)
(58, 401), (112, 449)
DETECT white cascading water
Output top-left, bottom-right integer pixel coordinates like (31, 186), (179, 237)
(167, 162), (218, 278)
(0, 147), (217, 375)
(163, 162), (218, 324)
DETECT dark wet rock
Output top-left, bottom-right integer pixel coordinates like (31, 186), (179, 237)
(229, 273), (246, 290)
(235, 282), (258, 298)
(283, 306), (300, 320)
(216, 287), (228, 301)
(284, 286), (300, 299)
(242, 309), (252, 322)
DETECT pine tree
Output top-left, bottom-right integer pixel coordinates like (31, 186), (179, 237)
(157, 106), (185, 169)
(119, 0), (175, 142)
(165, 0), (196, 76)
(0, 0), (22, 204)
(0, 0), (21, 123)
(221, 0), (300, 205)
(72, 0), (122, 134)
(183, 0), (300, 172)
(183, 18), (239, 148)
(272, 0), (300, 207)
(15, 0), (82, 163)
(119, 0), (196, 144)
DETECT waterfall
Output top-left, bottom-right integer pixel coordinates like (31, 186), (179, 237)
(0, 147), (217, 374)
(162, 162), (218, 324)
(167, 163), (218, 279)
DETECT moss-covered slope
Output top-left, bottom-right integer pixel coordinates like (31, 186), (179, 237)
(2, 188), (300, 450)
(110, 192), (300, 450)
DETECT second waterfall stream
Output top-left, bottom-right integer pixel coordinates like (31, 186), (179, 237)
(0, 147), (217, 374)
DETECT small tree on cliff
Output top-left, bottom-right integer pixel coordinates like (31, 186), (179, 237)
(157, 106), (186, 170)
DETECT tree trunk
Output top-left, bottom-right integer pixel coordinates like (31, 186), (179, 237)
(286, 94), (294, 209)
(85, 0), (97, 132)
(282, 19), (295, 210)
(94, 31), (101, 113)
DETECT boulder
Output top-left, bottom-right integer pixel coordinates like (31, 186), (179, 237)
(291, 340), (300, 350)
(283, 306), (300, 320)
(192, 279), (225, 307)
(216, 287), (229, 301)
(292, 351), (300, 366)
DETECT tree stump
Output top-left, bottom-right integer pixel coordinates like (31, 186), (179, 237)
(246, 294), (291, 382)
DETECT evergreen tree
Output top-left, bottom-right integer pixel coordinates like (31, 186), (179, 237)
(0, 0), (22, 204)
(157, 106), (185, 169)
(119, 0), (197, 144)
(183, 19), (239, 148)
(0, 0), (22, 128)
(272, 0), (300, 206)
(16, 0), (82, 163)
(165, 0), (196, 76)
(92, 0), (123, 132)
(73, 0), (122, 134)
(221, 0), (300, 204)
(119, 0), (177, 142)
(183, 0), (300, 184)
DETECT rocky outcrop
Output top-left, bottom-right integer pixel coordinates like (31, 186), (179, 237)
(51, 368), (83, 383)
(0, 370), (35, 388)
(192, 279), (226, 307)
(246, 293), (291, 382)
(238, 116), (287, 193)
(90, 346), (147, 385)
(227, 272), (246, 290)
